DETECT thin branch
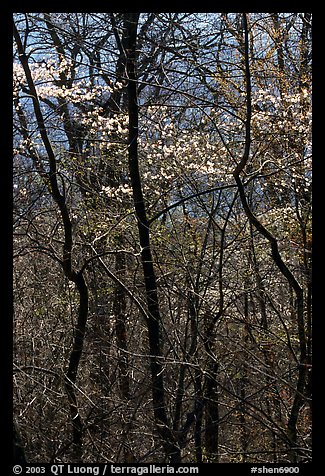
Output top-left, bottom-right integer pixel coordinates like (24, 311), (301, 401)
(149, 183), (237, 224)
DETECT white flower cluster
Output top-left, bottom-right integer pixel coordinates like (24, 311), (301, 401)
(139, 112), (231, 197)
(101, 183), (133, 202)
(36, 79), (115, 104)
(13, 62), (25, 97)
(81, 112), (128, 138)
(252, 88), (312, 139)
(14, 57), (124, 108)
(26, 56), (74, 84)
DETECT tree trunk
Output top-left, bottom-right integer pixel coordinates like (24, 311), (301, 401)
(123, 13), (181, 463)
(14, 23), (89, 460)
(64, 271), (89, 460)
(233, 14), (308, 463)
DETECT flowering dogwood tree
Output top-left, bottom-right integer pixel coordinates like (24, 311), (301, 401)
(13, 12), (311, 464)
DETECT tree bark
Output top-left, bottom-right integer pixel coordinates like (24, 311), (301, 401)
(123, 13), (181, 463)
(232, 14), (307, 463)
(14, 21), (89, 460)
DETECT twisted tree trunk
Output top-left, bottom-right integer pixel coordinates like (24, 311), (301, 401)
(233, 14), (307, 463)
(14, 22), (89, 460)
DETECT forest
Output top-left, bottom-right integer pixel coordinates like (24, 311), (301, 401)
(13, 12), (312, 464)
